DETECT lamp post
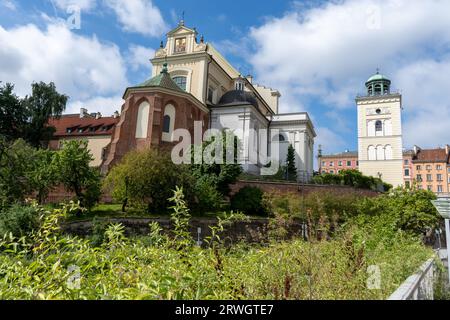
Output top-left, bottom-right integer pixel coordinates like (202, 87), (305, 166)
(431, 197), (450, 284)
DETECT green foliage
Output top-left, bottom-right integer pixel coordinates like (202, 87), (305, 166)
(27, 148), (58, 204)
(54, 140), (101, 210)
(0, 83), (27, 140)
(0, 138), (36, 208)
(0, 82), (67, 147)
(286, 144), (297, 181)
(189, 130), (242, 196)
(230, 186), (266, 216)
(190, 174), (224, 214)
(0, 203), (41, 237)
(168, 186), (192, 248)
(103, 149), (192, 213)
(313, 169), (392, 191)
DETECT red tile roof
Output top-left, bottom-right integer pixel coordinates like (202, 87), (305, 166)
(413, 148), (449, 163)
(48, 114), (119, 138)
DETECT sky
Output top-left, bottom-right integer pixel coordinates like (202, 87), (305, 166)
(1, 0), (449, 161)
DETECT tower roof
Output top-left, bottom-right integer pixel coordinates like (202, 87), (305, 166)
(366, 71), (391, 84)
(134, 63), (183, 92)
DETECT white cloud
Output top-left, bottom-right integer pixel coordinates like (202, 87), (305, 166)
(126, 44), (154, 73)
(1, 0), (16, 10)
(51, 0), (96, 11)
(248, 0), (450, 147)
(67, 95), (124, 116)
(0, 22), (128, 109)
(104, 0), (167, 37)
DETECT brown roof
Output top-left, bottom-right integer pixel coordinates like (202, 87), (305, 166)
(413, 148), (449, 164)
(48, 114), (119, 138)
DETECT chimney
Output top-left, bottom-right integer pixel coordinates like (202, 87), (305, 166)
(80, 108), (88, 118)
(446, 144), (449, 156)
(246, 74), (253, 84)
(95, 112), (102, 119)
(113, 111), (120, 119)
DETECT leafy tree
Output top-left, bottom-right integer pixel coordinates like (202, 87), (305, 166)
(231, 186), (266, 216)
(54, 140), (101, 209)
(312, 169), (392, 191)
(0, 138), (36, 208)
(286, 144), (297, 181)
(0, 83), (27, 140)
(190, 130), (242, 196)
(103, 149), (193, 213)
(22, 82), (68, 147)
(27, 149), (58, 204)
(0, 204), (41, 237)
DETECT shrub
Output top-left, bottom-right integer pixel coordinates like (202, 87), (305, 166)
(103, 149), (193, 213)
(312, 169), (392, 191)
(0, 204), (41, 237)
(231, 186), (266, 216)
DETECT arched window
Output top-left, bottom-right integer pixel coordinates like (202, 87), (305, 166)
(135, 101), (150, 138)
(162, 104), (176, 142)
(273, 134), (285, 142)
(384, 119), (392, 136)
(375, 120), (383, 136)
(368, 120), (376, 136)
(162, 115), (170, 133)
(376, 145), (385, 160)
(173, 76), (187, 91)
(368, 145), (376, 160)
(385, 145), (393, 160)
(374, 84), (381, 95)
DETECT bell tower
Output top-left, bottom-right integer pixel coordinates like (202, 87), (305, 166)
(356, 71), (404, 187)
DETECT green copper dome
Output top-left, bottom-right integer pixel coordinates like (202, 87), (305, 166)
(134, 63), (183, 92)
(366, 72), (391, 84)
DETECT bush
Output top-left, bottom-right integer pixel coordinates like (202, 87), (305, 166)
(103, 149), (193, 213)
(231, 186), (266, 216)
(312, 169), (392, 191)
(0, 204), (40, 237)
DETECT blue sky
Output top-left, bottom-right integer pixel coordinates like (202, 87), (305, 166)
(1, 0), (449, 161)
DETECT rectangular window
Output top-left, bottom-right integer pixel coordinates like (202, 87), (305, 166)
(338, 161), (342, 166)
(426, 165), (432, 170)
(426, 174), (433, 182)
(427, 185), (433, 191)
(330, 170), (334, 174)
(404, 169), (410, 177)
(322, 161), (326, 167)
(437, 174), (443, 182)
(437, 185), (443, 193)
(356, 161), (359, 166)
(404, 159), (409, 165)
(436, 165), (442, 170)
(347, 161), (352, 167)
(416, 174), (422, 182)
(330, 161), (334, 167)
(416, 165), (421, 171)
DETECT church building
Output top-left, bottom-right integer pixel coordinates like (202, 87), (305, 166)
(99, 21), (316, 180)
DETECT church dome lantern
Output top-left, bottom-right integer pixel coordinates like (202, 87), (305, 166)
(365, 70), (391, 96)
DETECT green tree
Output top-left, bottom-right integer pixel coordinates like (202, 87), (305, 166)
(0, 83), (27, 140)
(190, 130), (242, 196)
(103, 149), (193, 213)
(54, 140), (101, 209)
(0, 138), (36, 208)
(27, 149), (58, 204)
(22, 82), (68, 147)
(286, 144), (297, 181)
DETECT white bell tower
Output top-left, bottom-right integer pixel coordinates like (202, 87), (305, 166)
(356, 71), (404, 187)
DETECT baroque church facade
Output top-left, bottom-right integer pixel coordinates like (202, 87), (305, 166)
(101, 21), (316, 180)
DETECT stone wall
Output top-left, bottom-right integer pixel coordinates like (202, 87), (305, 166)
(62, 217), (308, 245)
(230, 180), (381, 197)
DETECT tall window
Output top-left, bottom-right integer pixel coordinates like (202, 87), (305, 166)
(385, 145), (393, 160)
(416, 174), (422, 182)
(368, 145), (376, 161)
(135, 101), (150, 138)
(207, 87), (215, 103)
(437, 174), (443, 182)
(404, 169), (410, 177)
(376, 145), (385, 160)
(162, 104), (175, 142)
(437, 185), (443, 193)
(375, 120), (383, 135)
(173, 76), (187, 91)
(174, 38), (186, 53)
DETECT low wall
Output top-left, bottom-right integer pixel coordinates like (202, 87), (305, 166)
(230, 180), (381, 197)
(62, 217), (308, 244)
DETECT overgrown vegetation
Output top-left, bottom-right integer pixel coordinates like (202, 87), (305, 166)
(0, 188), (440, 300)
(312, 169), (392, 191)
